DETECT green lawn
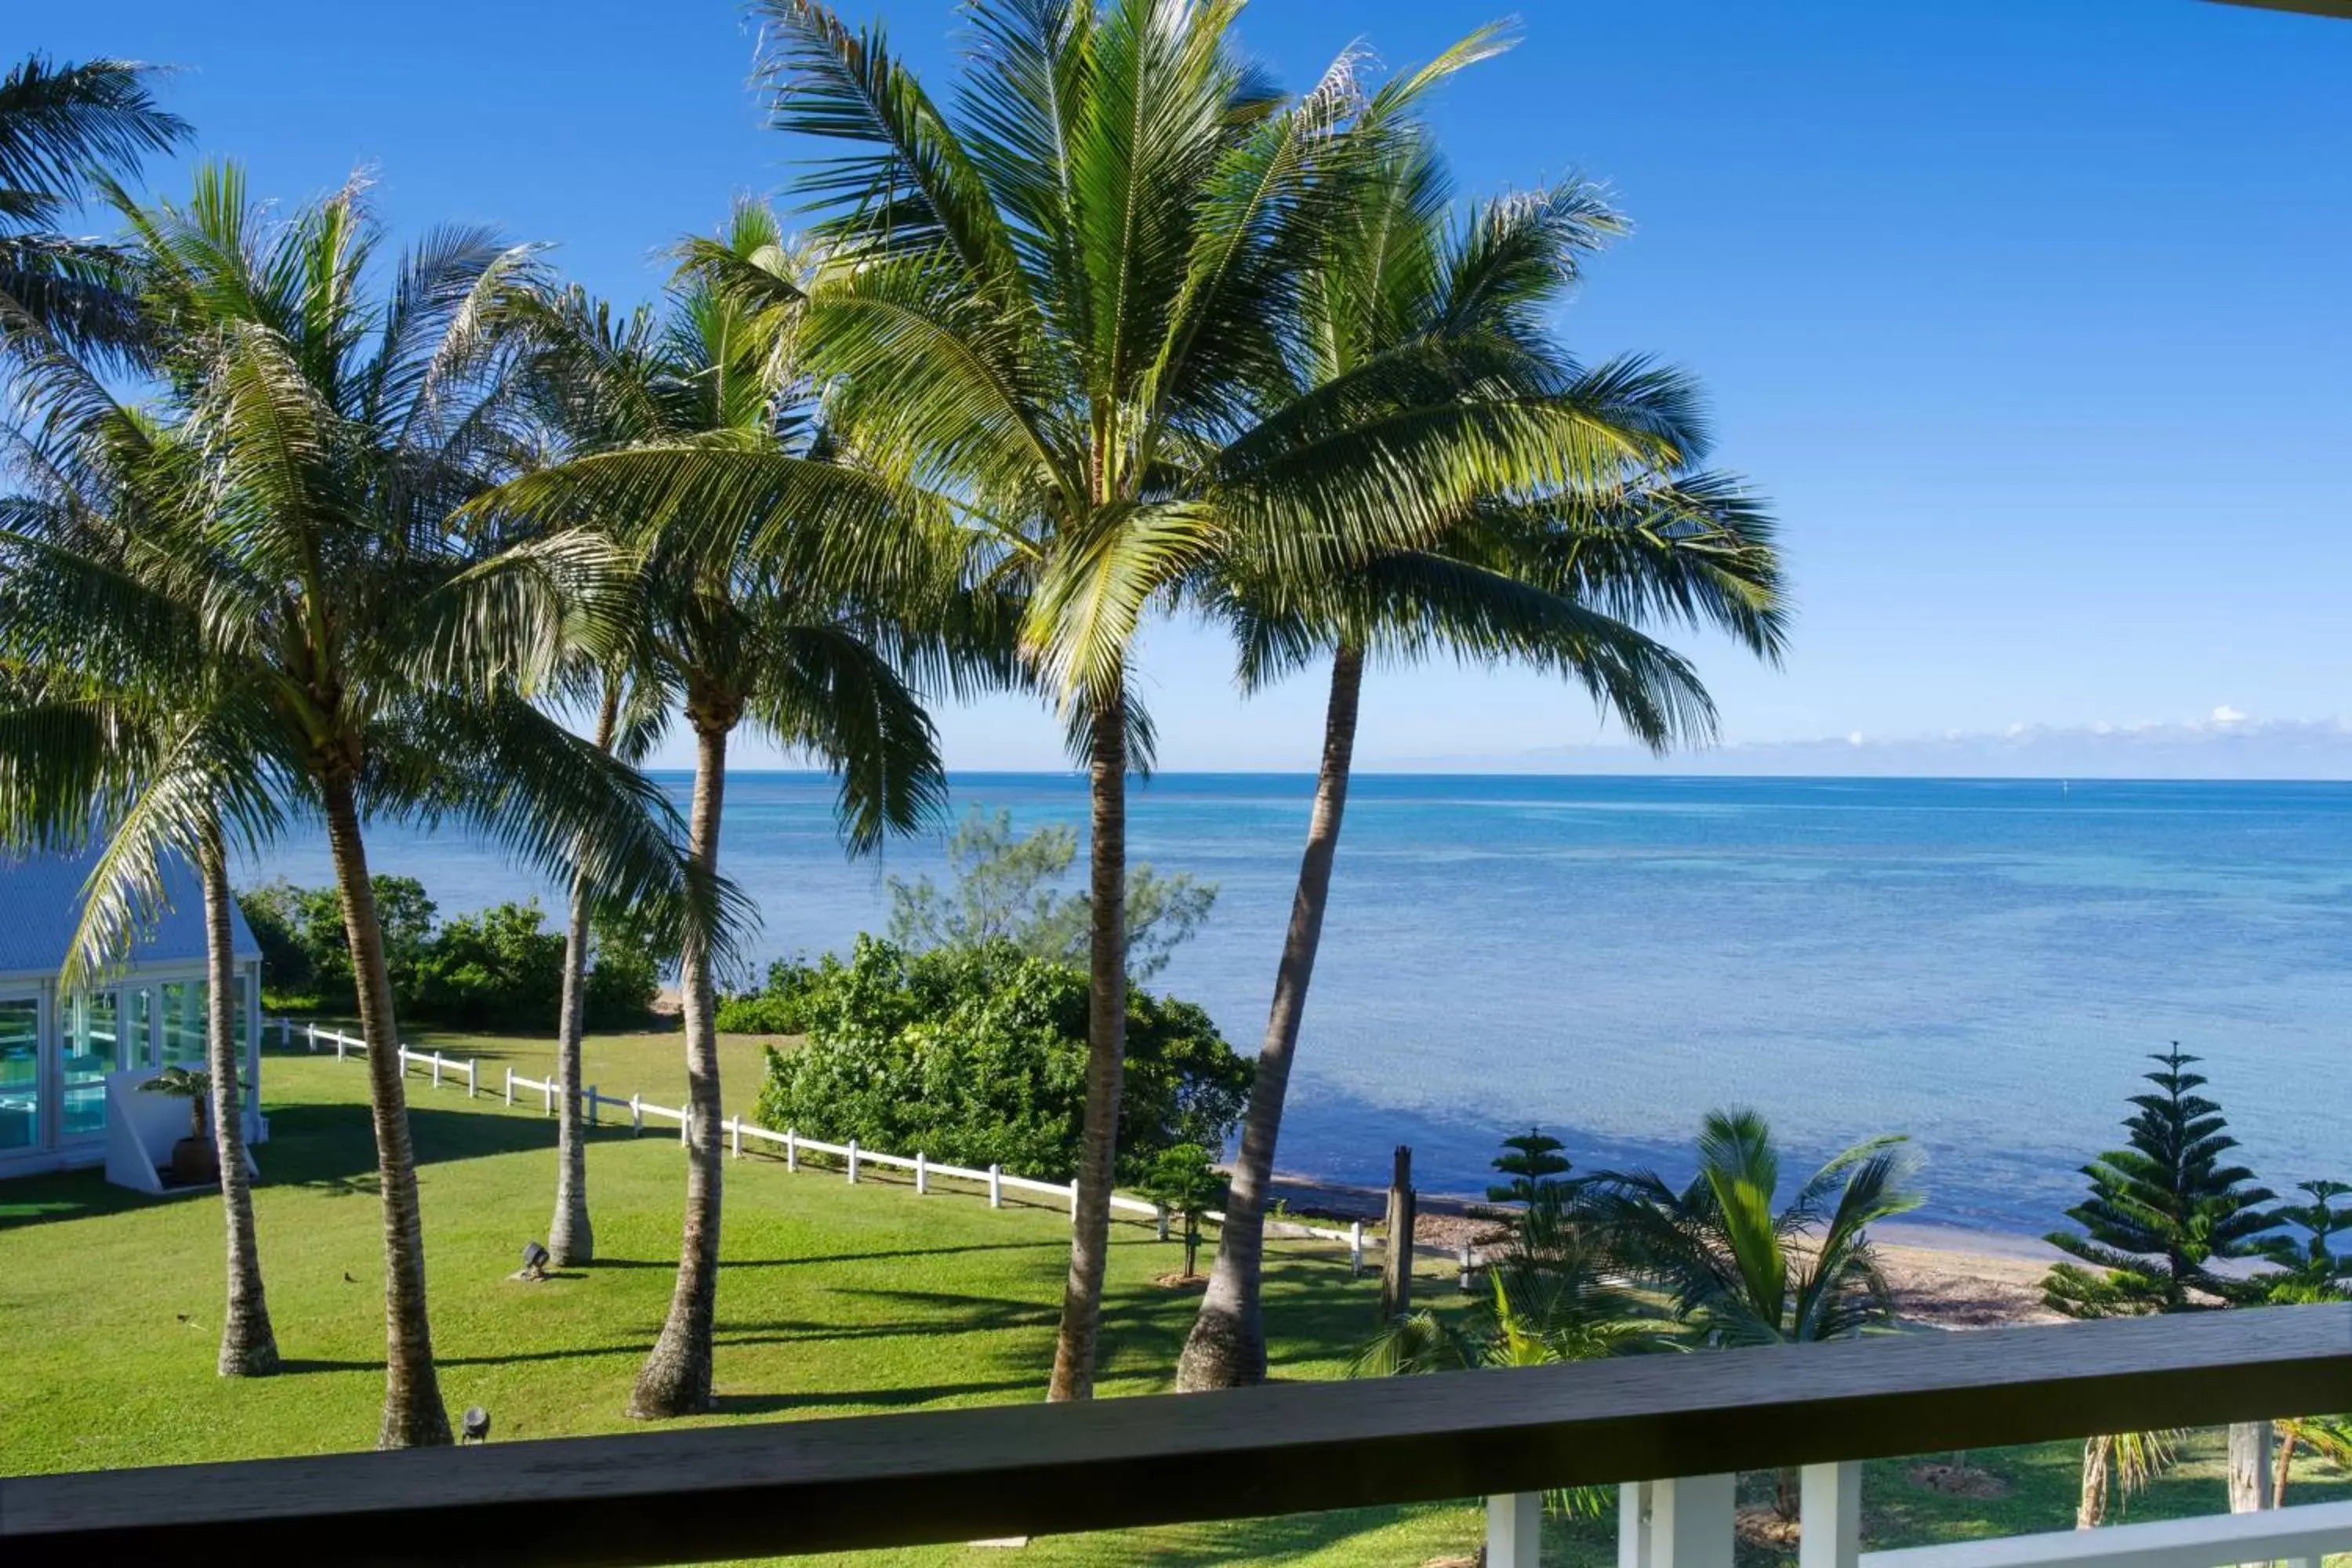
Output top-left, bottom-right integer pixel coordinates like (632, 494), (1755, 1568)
(284, 1014), (787, 1111)
(3, 1051), (2345, 1566)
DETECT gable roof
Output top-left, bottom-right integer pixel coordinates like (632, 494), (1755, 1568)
(0, 848), (261, 980)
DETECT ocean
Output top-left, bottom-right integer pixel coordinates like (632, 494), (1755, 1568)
(241, 773), (2352, 1240)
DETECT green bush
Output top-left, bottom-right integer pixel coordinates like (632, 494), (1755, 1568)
(713, 955), (830, 1035)
(750, 936), (1250, 1184)
(238, 879), (662, 1032)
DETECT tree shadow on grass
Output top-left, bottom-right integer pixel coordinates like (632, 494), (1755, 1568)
(710, 1377), (1040, 1417)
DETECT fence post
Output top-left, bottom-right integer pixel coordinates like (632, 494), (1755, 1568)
(679, 1110), (690, 1148)
(1486, 1492), (1541, 1568)
(543, 1078), (554, 1116)
(503, 1067), (514, 1106)
(847, 1138), (859, 1183)
(586, 1085), (597, 1127)
(786, 1129), (797, 1172)
(1798, 1461), (1861, 1568)
(1069, 1179), (1080, 1225)
(1380, 1144), (1415, 1321)
(915, 1152), (927, 1196)
(1458, 1242), (1473, 1293)
(1350, 1220), (1365, 1278)
(466, 1060), (477, 1099)
(729, 1116), (741, 1160)
(630, 1094), (641, 1134)
(1155, 1203), (1171, 1243)
(430, 1053), (443, 1091)
(336, 1029), (347, 1063)
(988, 1163), (1001, 1208)
(281, 1018), (292, 1051)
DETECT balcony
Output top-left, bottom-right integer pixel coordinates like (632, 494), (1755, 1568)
(6, 1303), (2348, 1567)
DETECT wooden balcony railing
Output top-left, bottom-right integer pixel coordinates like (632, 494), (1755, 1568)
(5, 1305), (2349, 1567)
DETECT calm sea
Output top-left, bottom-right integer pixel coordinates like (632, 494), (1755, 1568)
(243, 774), (2352, 1240)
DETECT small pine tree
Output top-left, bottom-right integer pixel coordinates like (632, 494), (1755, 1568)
(1141, 1144), (1226, 1279)
(2266, 1180), (2352, 1304)
(2043, 1046), (2280, 1317)
(1489, 1127), (1573, 1207)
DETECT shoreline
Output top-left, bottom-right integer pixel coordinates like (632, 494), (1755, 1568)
(1266, 1172), (2065, 1330)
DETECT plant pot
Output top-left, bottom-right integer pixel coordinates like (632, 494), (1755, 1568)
(170, 1136), (220, 1187)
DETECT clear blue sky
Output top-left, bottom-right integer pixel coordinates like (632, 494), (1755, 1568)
(34, 1), (2352, 773)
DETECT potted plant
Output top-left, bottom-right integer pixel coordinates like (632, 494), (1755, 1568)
(140, 1065), (219, 1186)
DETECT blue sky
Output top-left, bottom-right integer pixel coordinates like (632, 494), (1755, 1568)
(36, 1), (2352, 774)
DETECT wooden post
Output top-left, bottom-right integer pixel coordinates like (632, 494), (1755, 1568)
(1068, 1179), (1080, 1225)
(630, 1093), (641, 1134)
(729, 1116), (741, 1159)
(1798, 1461), (1860, 1568)
(430, 1053), (443, 1091)
(586, 1084), (597, 1127)
(306, 1021), (316, 1054)
(335, 1029), (346, 1063)
(1378, 1145), (1415, 1321)
(1486, 1491), (1541, 1568)
(678, 1110), (689, 1148)
(988, 1163), (1001, 1208)
(503, 1067), (514, 1106)
(281, 1017), (293, 1051)
(786, 1129), (797, 1172)
(915, 1152), (927, 1196)
(1349, 1220), (1365, 1278)
(846, 1138), (859, 1183)
(543, 1079), (554, 1116)
(466, 1060), (477, 1099)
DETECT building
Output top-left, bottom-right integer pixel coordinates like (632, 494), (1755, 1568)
(0, 849), (266, 1179)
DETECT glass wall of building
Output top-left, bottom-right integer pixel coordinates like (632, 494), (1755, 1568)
(157, 980), (205, 1069)
(61, 990), (124, 1139)
(0, 996), (37, 1152)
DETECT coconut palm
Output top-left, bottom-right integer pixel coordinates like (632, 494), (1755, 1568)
(1177, 129), (1786, 1391)
(18, 164), (708, 1448)
(485, 213), (967, 1417)
(705, 0), (1704, 1400)
(0, 391), (285, 1378)
(0, 53), (187, 359)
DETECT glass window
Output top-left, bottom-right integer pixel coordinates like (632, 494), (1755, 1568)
(124, 987), (154, 1071)
(0, 997), (36, 1152)
(61, 991), (123, 1139)
(158, 981), (206, 1069)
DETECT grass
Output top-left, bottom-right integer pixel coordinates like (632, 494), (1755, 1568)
(3, 1048), (2347, 1566)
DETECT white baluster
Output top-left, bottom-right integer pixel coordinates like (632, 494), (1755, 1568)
(1486, 1492), (1541, 1568)
(1798, 1461), (1860, 1568)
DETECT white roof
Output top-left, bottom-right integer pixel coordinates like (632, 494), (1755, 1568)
(0, 847), (261, 978)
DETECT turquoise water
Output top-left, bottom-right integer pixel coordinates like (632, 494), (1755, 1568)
(245, 774), (2352, 1237)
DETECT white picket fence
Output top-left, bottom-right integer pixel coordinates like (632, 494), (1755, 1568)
(285, 1018), (1483, 1282)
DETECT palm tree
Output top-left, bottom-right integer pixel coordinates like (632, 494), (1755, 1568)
(487, 212), (961, 1417)
(38, 165), (706, 1447)
(1177, 125), (1787, 1392)
(1588, 1109), (1921, 1519)
(0, 390), (285, 1377)
(1588, 1109), (1923, 1348)
(0, 54), (187, 359)
(721, 0), (1700, 1400)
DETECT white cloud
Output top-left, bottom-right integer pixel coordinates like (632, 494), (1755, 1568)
(2211, 704), (2247, 725)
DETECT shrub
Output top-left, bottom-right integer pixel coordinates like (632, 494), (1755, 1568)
(714, 955), (831, 1035)
(239, 875), (434, 1011)
(750, 936), (1250, 1183)
(407, 902), (564, 1030)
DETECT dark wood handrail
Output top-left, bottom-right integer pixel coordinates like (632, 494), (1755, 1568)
(5, 1307), (2348, 1566)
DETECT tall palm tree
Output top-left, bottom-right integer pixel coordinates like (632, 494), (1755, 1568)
(0, 54), (187, 359)
(487, 213), (963, 1417)
(0, 359), (284, 1377)
(43, 165), (706, 1447)
(720, 0), (1700, 1399)
(1177, 127), (1787, 1392)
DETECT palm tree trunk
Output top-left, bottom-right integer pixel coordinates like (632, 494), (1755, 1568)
(1048, 684), (1128, 1403)
(2077, 1434), (2112, 1529)
(2227, 1420), (2270, 1513)
(2273, 1421), (2299, 1509)
(1178, 645), (1363, 1392)
(198, 827), (278, 1378)
(321, 771), (451, 1448)
(549, 682), (622, 1267)
(630, 713), (729, 1418)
